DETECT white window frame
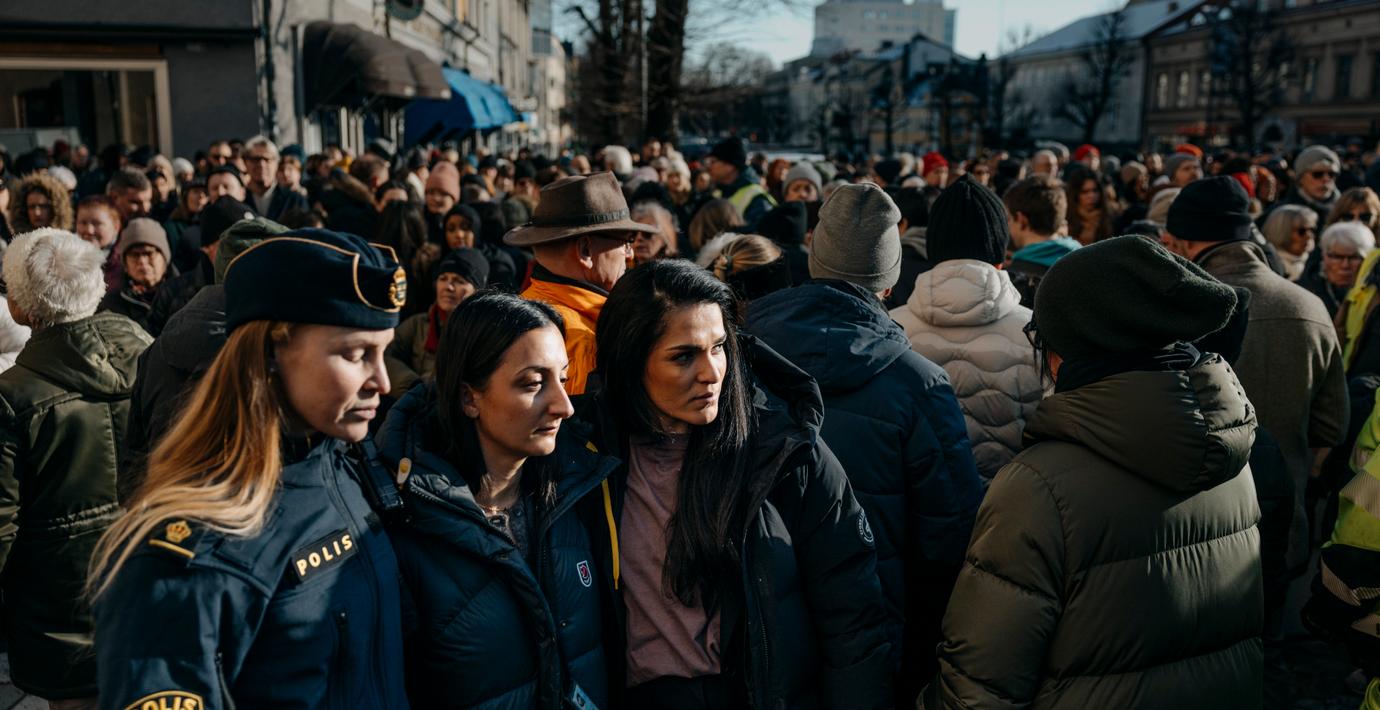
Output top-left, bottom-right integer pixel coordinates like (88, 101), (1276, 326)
(0, 56), (173, 155)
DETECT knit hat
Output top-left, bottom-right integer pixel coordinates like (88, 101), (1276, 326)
(757, 201), (809, 247)
(1163, 153), (1199, 182)
(1166, 176), (1253, 243)
(116, 218), (172, 264)
(445, 203), (482, 238)
(208, 164), (244, 187)
(1295, 145), (1341, 176)
(783, 162), (822, 194)
(200, 196), (258, 248)
(926, 174), (1010, 265)
(1074, 144), (1100, 161)
(808, 183), (901, 291)
(171, 157), (194, 177)
(874, 159), (903, 185)
(2, 228), (104, 328)
(426, 161), (462, 201)
(1146, 187), (1181, 225)
(434, 247), (489, 289)
(212, 215), (289, 283)
(225, 229), (405, 331)
(1034, 235), (1238, 359)
(922, 151), (949, 176)
(710, 138), (747, 170)
(1173, 143), (1204, 159)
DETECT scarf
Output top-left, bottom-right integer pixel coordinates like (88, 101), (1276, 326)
(1277, 249), (1308, 282)
(424, 303), (449, 354)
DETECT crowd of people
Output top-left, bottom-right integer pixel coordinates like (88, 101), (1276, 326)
(1, 131), (1380, 709)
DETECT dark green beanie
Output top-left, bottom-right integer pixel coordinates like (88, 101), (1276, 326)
(1033, 235), (1237, 359)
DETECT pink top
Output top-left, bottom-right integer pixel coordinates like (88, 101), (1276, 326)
(620, 436), (722, 687)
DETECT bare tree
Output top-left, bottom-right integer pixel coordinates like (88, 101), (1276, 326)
(1211, 2), (1293, 148)
(1055, 9), (1133, 144)
(678, 42), (776, 138)
(987, 25), (1037, 148)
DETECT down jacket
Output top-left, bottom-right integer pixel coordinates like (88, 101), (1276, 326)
(377, 383), (619, 710)
(744, 280), (982, 702)
(891, 259), (1043, 478)
(922, 354), (1264, 709)
(580, 337), (895, 710)
(0, 312), (151, 697)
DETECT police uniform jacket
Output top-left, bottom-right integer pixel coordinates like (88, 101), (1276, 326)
(376, 383), (618, 710)
(580, 337), (896, 710)
(94, 438), (409, 710)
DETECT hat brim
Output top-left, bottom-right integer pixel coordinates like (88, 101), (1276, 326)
(503, 219), (660, 247)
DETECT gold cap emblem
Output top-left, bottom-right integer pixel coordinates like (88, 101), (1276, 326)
(166, 520), (192, 544)
(388, 267), (408, 308)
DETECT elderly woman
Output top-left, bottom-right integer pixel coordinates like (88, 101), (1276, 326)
(1301, 222), (1375, 317)
(7, 173), (73, 234)
(630, 201), (679, 265)
(1261, 205), (1319, 282)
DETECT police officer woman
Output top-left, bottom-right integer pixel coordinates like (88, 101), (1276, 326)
(375, 292), (620, 709)
(584, 259), (894, 710)
(89, 230), (409, 709)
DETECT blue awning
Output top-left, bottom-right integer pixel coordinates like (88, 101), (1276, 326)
(404, 67), (520, 146)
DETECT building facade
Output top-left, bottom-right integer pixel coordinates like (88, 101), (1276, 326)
(1143, 0), (1380, 149)
(0, 0), (562, 157)
(811, 0), (955, 57)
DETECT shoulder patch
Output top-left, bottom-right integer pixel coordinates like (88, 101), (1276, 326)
(147, 520), (199, 560)
(289, 529), (357, 582)
(124, 690), (205, 710)
(857, 512), (875, 547)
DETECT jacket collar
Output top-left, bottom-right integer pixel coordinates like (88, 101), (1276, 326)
(1193, 239), (1271, 276)
(531, 262), (608, 297)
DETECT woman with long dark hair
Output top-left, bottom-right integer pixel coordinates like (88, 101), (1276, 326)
(585, 259), (893, 709)
(375, 292), (620, 709)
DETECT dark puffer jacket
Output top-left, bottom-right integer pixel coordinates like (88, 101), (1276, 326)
(376, 384), (619, 709)
(923, 354), (1263, 708)
(0, 312), (151, 698)
(582, 338), (895, 710)
(744, 280), (982, 703)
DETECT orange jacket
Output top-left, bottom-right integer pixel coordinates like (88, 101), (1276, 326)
(521, 276), (605, 395)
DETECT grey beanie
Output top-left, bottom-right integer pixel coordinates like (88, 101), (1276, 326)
(783, 162), (822, 193)
(809, 183), (902, 291)
(1163, 152), (1199, 181)
(1295, 145), (1341, 175)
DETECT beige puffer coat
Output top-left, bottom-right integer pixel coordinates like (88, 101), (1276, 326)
(922, 354), (1263, 709)
(891, 259), (1042, 478)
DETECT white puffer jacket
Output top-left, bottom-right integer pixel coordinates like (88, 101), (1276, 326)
(890, 259), (1042, 478)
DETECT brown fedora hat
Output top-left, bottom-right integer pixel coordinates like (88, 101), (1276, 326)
(503, 172), (659, 247)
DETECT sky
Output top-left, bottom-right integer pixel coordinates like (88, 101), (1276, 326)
(747, 0), (1124, 66)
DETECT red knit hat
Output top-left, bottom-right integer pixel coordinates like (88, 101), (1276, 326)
(1074, 144), (1100, 161)
(1173, 143), (1204, 159)
(922, 151), (949, 176)
(1229, 171), (1255, 199)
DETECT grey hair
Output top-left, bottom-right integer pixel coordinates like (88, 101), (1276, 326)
(244, 135), (279, 158)
(2, 229), (105, 329)
(631, 200), (677, 230)
(603, 146), (634, 177)
(1261, 205), (1318, 250)
(1319, 222), (1376, 255)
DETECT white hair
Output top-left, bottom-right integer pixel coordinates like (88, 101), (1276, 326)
(3, 229), (105, 329)
(603, 146), (634, 177)
(244, 135), (279, 158)
(172, 157), (195, 177)
(47, 166), (77, 191)
(1320, 222), (1377, 255)
(669, 157), (691, 181)
(1261, 205), (1317, 250)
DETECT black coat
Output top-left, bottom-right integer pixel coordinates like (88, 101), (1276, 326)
(257, 185), (308, 222)
(580, 338), (895, 710)
(121, 285), (227, 503)
(98, 285), (157, 334)
(145, 253), (214, 337)
(744, 281), (983, 704)
(376, 384), (618, 710)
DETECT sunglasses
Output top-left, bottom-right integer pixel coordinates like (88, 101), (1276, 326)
(1325, 252), (1365, 264)
(1309, 170), (1338, 180)
(1341, 213), (1375, 224)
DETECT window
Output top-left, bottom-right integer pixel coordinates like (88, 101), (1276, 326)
(1198, 70), (1211, 106)
(1177, 70), (1191, 107)
(1302, 57), (1318, 100)
(1335, 54), (1354, 99)
(1157, 72), (1170, 108)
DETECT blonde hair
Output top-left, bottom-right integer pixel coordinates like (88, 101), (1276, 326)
(1326, 187), (1380, 232)
(88, 321), (292, 599)
(712, 234), (782, 282)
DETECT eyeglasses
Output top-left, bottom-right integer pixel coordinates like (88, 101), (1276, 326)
(1341, 212), (1375, 224)
(1309, 170), (1338, 180)
(1023, 318), (1040, 348)
(1325, 252), (1365, 264)
(244, 154), (276, 164)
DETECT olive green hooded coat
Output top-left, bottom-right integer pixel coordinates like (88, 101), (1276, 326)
(923, 355), (1264, 708)
(0, 311), (151, 698)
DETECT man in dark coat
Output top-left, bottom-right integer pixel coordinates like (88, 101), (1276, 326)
(145, 196), (255, 335)
(745, 183), (983, 709)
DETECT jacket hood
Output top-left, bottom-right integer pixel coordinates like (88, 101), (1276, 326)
(16, 312), (150, 398)
(1023, 355), (1255, 493)
(745, 281), (911, 393)
(1011, 237), (1080, 269)
(903, 259), (1023, 328)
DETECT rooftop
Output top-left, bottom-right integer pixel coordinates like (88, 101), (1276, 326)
(1005, 0), (1200, 59)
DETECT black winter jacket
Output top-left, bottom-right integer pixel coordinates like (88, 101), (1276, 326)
(744, 281), (983, 703)
(580, 338), (895, 710)
(146, 253), (214, 337)
(376, 384), (618, 709)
